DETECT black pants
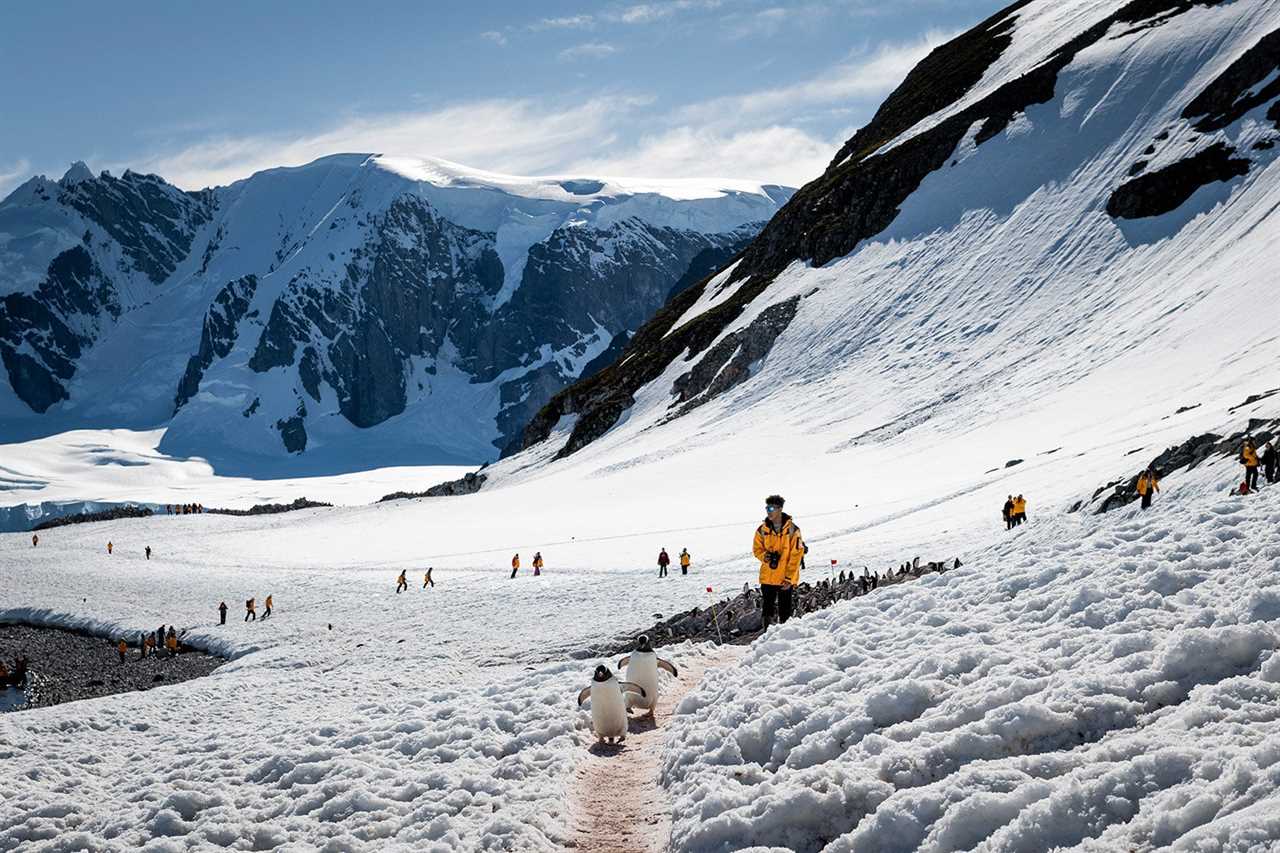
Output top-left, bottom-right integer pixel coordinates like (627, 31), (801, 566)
(659, 565), (668, 577)
(219, 611), (226, 625)
(263, 606), (271, 618)
(1266, 463), (1277, 483)
(1246, 466), (1259, 491)
(510, 568), (518, 579)
(1140, 491), (1152, 509)
(760, 584), (793, 628)
(246, 610), (256, 621)
(397, 580), (407, 592)
(681, 565), (687, 575)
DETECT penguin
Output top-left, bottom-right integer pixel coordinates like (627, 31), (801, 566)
(618, 634), (678, 717)
(576, 665), (646, 744)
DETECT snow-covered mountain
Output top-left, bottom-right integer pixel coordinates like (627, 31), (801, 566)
(518, 0), (1280, 469)
(0, 155), (790, 473)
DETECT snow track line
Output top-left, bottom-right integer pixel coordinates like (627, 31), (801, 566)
(387, 506), (862, 565)
(568, 646), (747, 853)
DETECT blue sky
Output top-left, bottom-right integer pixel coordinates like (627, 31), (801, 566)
(0, 0), (1007, 196)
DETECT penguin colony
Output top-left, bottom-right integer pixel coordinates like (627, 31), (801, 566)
(577, 634), (679, 744)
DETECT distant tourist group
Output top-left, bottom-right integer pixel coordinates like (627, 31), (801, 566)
(115, 625), (181, 662)
(395, 568), (435, 592)
(166, 503), (204, 514)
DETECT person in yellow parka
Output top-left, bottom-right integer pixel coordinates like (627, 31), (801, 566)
(510, 554), (520, 580)
(752, 494), (804, 628)
(679, 548), (691, 575)
(532, 552), (544, 577)
(107, 541), (113, 555)
(263, 594), (273, 618)
(1136, 468), (1160, 510)
(117, 638), (128, 663)
(1012, 495), (1027, 526)
(1242, 437), (1260, 493)
(165, 632), (178, 656)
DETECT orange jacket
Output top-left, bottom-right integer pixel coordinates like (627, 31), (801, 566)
(533, 556), (543, 568)
(1013, 497), (1027, 514)
(512, 556), (520, 569)
(166, 635), (178, 651)
(265, 595), (273, 608)
(1137, 473), (1159, 496)
(680, 552), (690, 567)
(753, 515), (804, 586)
(1242, 444), (1259, 466)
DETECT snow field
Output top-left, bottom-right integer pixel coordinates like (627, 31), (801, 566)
(662, 457), (1280, 852)
(0, 503), (746, 851)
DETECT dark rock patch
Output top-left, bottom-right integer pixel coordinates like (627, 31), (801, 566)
(1082, 417), (1280, 513)
(0, 623), (224, 712)
(32, 505), (153, 531)
(1182, 27), (1280, 132)
(175, 275), (258, 411)
(1106, 142), (1250, 220)
(206, 497), (331, 516)
(379, 472), (487, 502)
(671, 297), (800, 413)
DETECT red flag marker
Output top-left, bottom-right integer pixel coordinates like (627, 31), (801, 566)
(706, 586), (713, 593)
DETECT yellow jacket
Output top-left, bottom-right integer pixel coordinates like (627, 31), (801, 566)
(512, 556), (520, 569)
(533, 556), (543, 568)
(1243, 444), (1259, 466)
(680, 552), (690, 567)
(1136, 473), (1159, 495)
(265, 596), (273, 608)
(753, 515), (804, 586)
(166, 635), (178, 650)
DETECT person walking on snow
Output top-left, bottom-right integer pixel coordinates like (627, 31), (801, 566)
(31, 533), (37, 548)
(1012, 495), (1027, 526)
(396, 570), (408, 593)
(510, 554), (520, 579)
(423, 567), (434, 588)
(166, 631), (178, 656)
(1137, 468), (1160, 510)
(145, 545), (151, 560)
(1263, 440), (1278, 485)
(107, 541), (113, 555)
(753, 494), (804, 628)
(245, 597), (257, 622)
(218, 601), (227, 625)
(1242, 438), (1260, 493)
(679, 548), (691, 575)
(1002, 496), (1015, 530)
(533, 552), (544, 576)
(263, 594), (273, 618)
(657, 548), (670, 578)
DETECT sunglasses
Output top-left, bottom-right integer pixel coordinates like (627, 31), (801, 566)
(766, 505), (780, 513)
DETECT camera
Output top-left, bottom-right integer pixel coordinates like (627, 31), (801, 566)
(767, 551), (781, 570)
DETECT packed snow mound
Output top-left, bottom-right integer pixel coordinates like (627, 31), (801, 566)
(663, 459), (1280, 852)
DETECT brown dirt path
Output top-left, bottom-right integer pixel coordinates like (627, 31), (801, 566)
(568, 645), (748, 853)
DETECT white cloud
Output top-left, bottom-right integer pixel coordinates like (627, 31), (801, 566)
(614, 1), (724, 24)
(480, 30), (508, 46)
(0, 158), (33, 198)
(533, 14), (595, 29)
(119, 98), (646, 191)
(673, 30), (949, 128)
(567, 124), (836, 187)
(557, 42), (619, 62)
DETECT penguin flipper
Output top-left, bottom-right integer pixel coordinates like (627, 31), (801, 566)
(618, 681), (647, 698)
(657, 659), (679, 678)
(618, 655), (631, 669)
(577, 686), (592, 707)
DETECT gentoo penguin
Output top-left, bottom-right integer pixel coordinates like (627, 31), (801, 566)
(577, 665), (646, 743)
(618, 634), (678, 717)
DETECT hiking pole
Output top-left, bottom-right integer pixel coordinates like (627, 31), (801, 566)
(707, 586), (724, 645)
